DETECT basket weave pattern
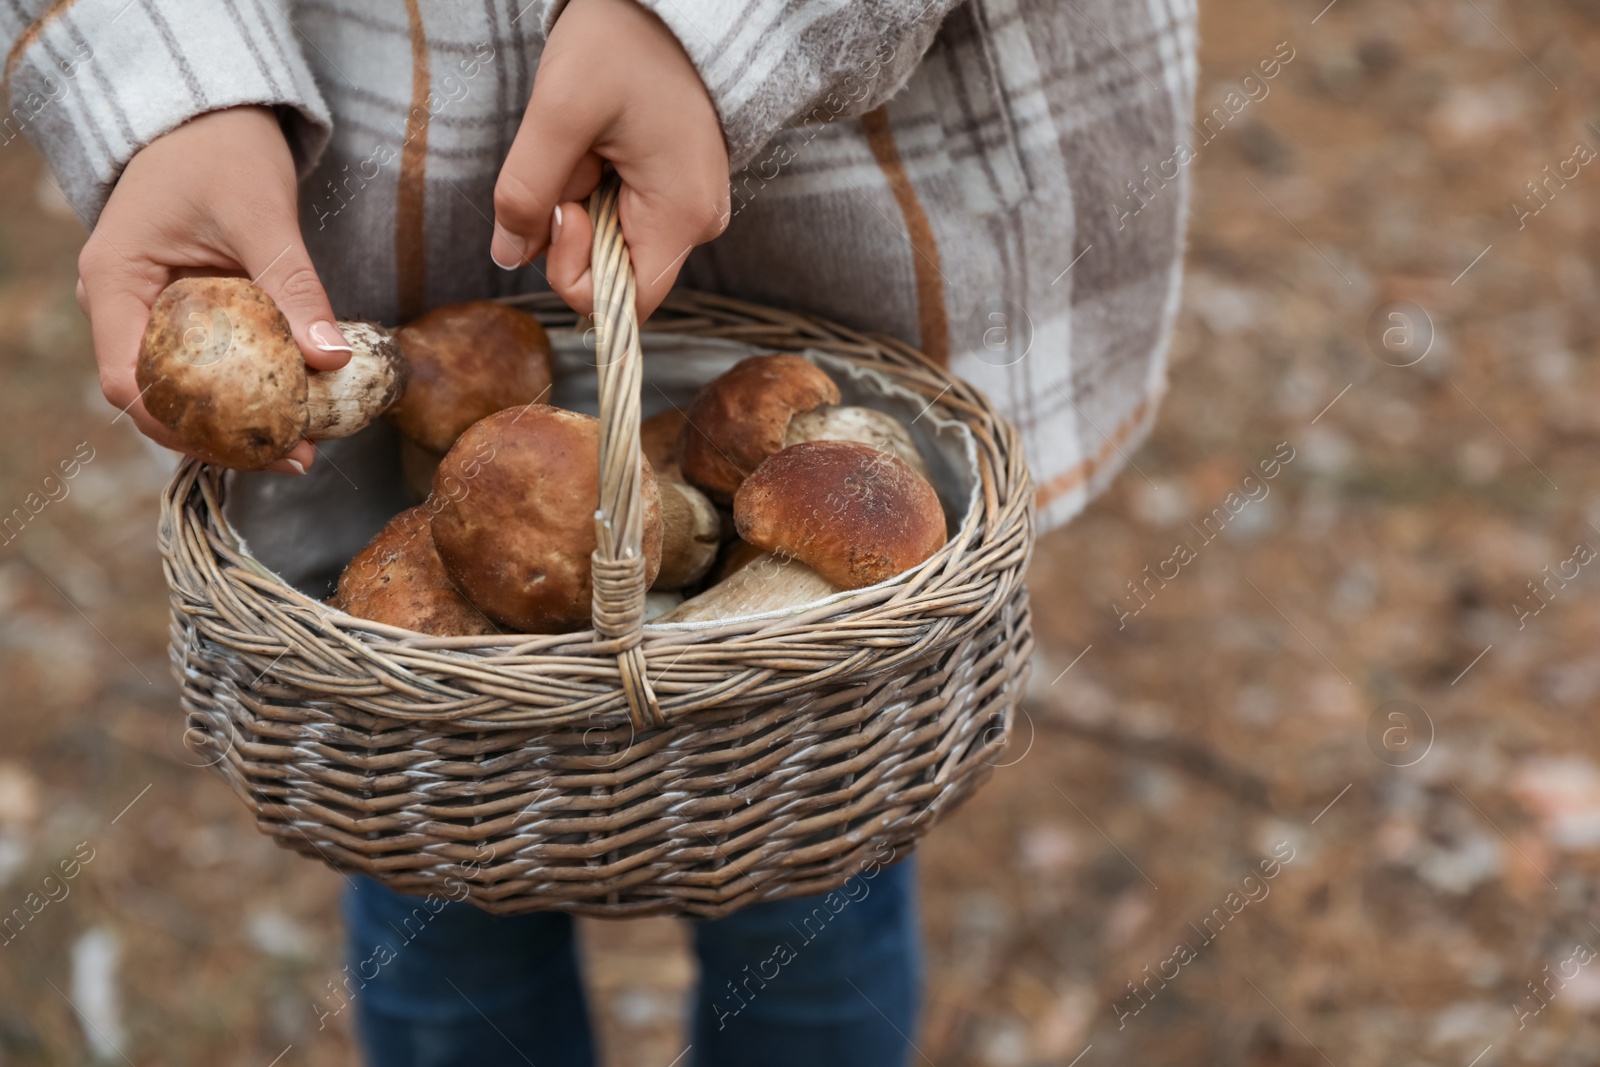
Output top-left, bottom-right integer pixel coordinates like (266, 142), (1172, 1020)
(158, 177), (1036, 916)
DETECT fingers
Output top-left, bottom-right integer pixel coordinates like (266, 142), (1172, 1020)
(546, 201), (594, 316)
(492, 83), (605, 269)
(266, 440), (316, 475)
(617, 178), (728, 319)
(235, 231), (350, 373)
(78, 236), (170, 431)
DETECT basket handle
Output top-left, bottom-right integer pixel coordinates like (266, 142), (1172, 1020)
(587, 171), (666, 731)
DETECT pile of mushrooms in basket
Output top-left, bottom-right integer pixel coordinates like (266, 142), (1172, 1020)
(138, 276), (950, 634)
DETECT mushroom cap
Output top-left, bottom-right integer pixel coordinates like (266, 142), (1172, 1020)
(388, 301), (554, 454)
(429, 406), (664, 633)
(334, 506), (498, 636)
(641, 407), (687, 481)
(678, 354), (841, 501)
(136, 276), (308, 469)
(733, 440), (946, 589)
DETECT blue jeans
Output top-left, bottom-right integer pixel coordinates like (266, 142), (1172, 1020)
(335, 857), (922, 1067)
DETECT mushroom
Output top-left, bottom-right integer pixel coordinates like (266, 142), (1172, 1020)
(654, 478), (720, 590)
(658, 552), (839, 624)
(387, 301), (554, 455)
(677, 353), (931, 500)
(734, 440), (946, 589)
(677, 354), (840, 501)
(641, 407), (687, 481)
(660, 440), (947, 623)
(709, 538), (765, 584)
(136, 276), (406, 469)
(782, 405), (931, 481)
(332, 505), (498, 636)
(637, 407), (719, 590)
(428, 405), (664, 634)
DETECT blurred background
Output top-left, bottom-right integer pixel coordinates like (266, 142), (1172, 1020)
(4, 0), (1600, 1063)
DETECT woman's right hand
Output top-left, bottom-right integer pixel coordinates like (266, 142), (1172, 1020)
(76, 105), (348, 474)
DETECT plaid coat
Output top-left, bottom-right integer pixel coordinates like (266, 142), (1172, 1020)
(2, 0), (1197, 532)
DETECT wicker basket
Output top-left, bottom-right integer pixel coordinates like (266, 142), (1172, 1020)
(158, 175), (1036, 917)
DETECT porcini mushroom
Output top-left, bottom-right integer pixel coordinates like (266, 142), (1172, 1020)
(428, 406), (664, 634)
(677, 354), (840, 501)
(710, 537), (765, 584)
(658, 552), (839, 623)
(387, 301), (554, 455)
(654, 478), (720, 590)
(735, 440), (946, 589)
(677, 354), (931, 499)
(783, 404), (931, 480)
(660, 440), (947, 623)
(136, 276), (406, 469)
(639, 407), (718, 590)
(333, 505), (498, 636)
(641, 407), (687, 481)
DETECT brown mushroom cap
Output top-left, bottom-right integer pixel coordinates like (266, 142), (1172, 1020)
(678, 354), (841, 501)
(429, 406), (664, 633)
(334, 506), (498, 636)
(641, 407), (687, 480)
(388, 301), (554, 454)
(733, 440), (946, 589)
(137, 276), (307, 469)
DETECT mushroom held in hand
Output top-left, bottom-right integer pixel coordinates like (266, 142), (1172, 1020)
(333, 506), (498, 636)
(734, 440), (946, 589)
(387, 301), (554, 455)
(136, 277), (407, 469)
(429, 406), (664, 634)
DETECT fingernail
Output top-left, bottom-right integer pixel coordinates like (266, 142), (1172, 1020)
(286, 458), (306, 475)
(491, 223), (530, 271)
(309, 321), (353, 353)
(551, 204), (563, 247)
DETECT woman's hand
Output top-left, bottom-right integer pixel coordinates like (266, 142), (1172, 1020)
(491, 0), (730, 319)
(77, 106), (348, 474)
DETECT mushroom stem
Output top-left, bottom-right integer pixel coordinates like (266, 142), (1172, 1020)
(783, 405), (931, 480)
(302, 322), (410, 439)
(658, 553), (839, 623)
(654, 477), (720, 590)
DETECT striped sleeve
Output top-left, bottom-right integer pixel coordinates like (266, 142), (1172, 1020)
(541, 0), (965, 169)
(0, 0), (332, 225)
